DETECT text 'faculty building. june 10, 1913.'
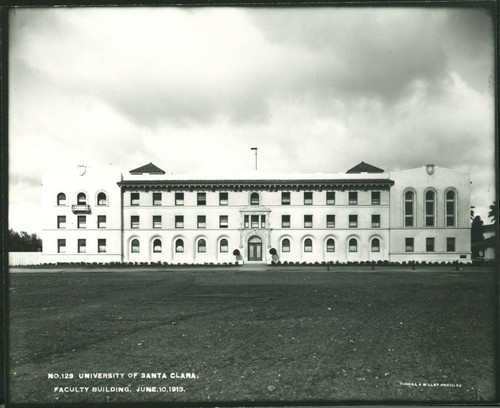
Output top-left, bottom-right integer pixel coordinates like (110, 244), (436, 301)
(41, 161), (471, 265)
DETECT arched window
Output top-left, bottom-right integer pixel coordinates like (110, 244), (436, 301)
(445, 190), (456, 226)
(282, 238), (290, 253)
(197, 239), (206, 253)
(97, 192), (107, 206)
(77, 192), (87, 205)
(304, 238), (313, 252)
(425, 190), (436, 227)
(131, 239), (140, 253)
(175, 239), (184, 253)
(219, 239), (228, 253)
(153, 239), (162, 253)
(326, 238), (335, 252)
(349, 238), (358, 252)
(57, 193), (66, 206)
(371, 238), (380, 252)
(250, 192), (259, 206)
(404, 191), (415, 227)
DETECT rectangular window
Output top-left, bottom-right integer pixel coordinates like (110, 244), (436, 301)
(153, 192), (162, 206)
(153, 215), (162, 229)
(405, 238), (414, 252)
(447, 237), (456, 252)
(371, 191), (381, 205)
(175, 192), (184, 206)
(220, 215), (228, 228)
(282, 215), (290, 228)
(97, 215), (106, 229)
(244, 215), (249, 228)
(131, 192), (139, 206)
(372, 214), (381, 228)
(426, 237), (435, 252)
(219, 192), (228, 205)
(131, 216), (139, 229)
(304, 215), (313, 228)
(304, 192), (313, 205)
(175, 215), (184, 228)
(57, 239), (66, 253)
(326, 215), (335, 228)
(349, 214), (358, 228)
(251, 215), (259, 228)
(197, 215), (206, 228)
(78, 239), (86, 254)
(57, 215), (66, 229)
(197, 192), (206, 206)
(282, 192), (291, 205)
(349, 192), (358, 205)
(326, 191), (335, 205)
(77, 215), (86, 229)
(98, 239), (106, 253)
(261, 215), (266, 228)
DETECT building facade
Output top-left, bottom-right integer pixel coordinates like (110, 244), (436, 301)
(41, 162), (472, 264)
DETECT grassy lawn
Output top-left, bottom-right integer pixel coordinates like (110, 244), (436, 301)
(7, 267), (496, 405)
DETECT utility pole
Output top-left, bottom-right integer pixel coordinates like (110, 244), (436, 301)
(251, 147), (258, 171)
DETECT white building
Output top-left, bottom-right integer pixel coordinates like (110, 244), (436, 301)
(41, 162), (472, 264)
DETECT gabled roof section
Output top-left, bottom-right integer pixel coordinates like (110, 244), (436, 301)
(129, 162), (165, 175)
(346, 161), (384, 174)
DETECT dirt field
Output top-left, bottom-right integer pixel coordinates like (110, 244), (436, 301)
(7, 266), (497, 405)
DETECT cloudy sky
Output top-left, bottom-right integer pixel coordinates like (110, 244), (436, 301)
(9, 7), (495, 234)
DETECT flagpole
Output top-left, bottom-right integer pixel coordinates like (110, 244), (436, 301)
(251, 147), (258, 171)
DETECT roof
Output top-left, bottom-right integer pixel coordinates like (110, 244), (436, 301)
(129, 162), (165, 175)
(471, 236), (498, 249)
(346, 161), (384, 174)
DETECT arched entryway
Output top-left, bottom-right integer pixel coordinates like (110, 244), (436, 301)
(248, 235), (263, 261)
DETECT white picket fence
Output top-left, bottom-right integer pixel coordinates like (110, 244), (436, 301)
(9, 252), (42, 266)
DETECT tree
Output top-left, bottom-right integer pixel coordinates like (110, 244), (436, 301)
(8, 229), (42, 252)
(488, 201), (497, 224)
(471, 215), (484, 259)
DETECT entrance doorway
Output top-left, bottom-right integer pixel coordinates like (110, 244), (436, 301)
(248, 236), (263, 261)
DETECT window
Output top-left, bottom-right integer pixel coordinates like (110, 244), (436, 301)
(371, 238), (380, 252)
(78, 215), (86, 229)
(282, 238), (290, 252)
(131, 192), (139, 206)
(251, 215), (259, 228)
(57, 216), (66, 229)
(304, 215), (313, 228)
(349, 238), (358, 252)
(371, 191), (381, 205)
(349, 215), (358, 228)
(197, 239), (206, 253)
(220, 239), (229, 253)
(326, 191), (335, 205)
(220, 215), (228, 228)
(153, 215), (162, 229)
(282, 215), (291, 228)
(175, 192), (184, 206)
(98, 239), (106, 253)
(131, 239), (140, 253)
(349, 191), (358, 205)
(304, 238), (313, 252)
(78, 239), (86, 254)
(326, 215), (335, 228)
(197, 192), (206, 206)
(250, 192), (259, 205)
(425, 190), (436, 227)
(244, 215), (249, 228)
(98, 215), (106, 229)
(304, 192), (313, 205)
(175, 239), (184, 253)
(372, 214), (380, 228)
(426, 237), (435, 252)
(405, 238), (414, 252)
(447, 237), (456, 252)
(57, 193), (66, 206)
(97, 192), (107, 206)
(219, 192), (228, 205)
(153, 192), (162, 206)
(77, 193), (87, 205)
(446, 190), (456, 227)
(197, 215), (206, 228)
(326, 238), (335, 252)
(282, 192), (291, 205)
(175, 215), (184, 228)
(261, 215), (266, 228)
(404, 191), (415, 227)
(131, 216), (139, 229)
(153, 239), (162, 253)
(57, 239), (66, 253)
